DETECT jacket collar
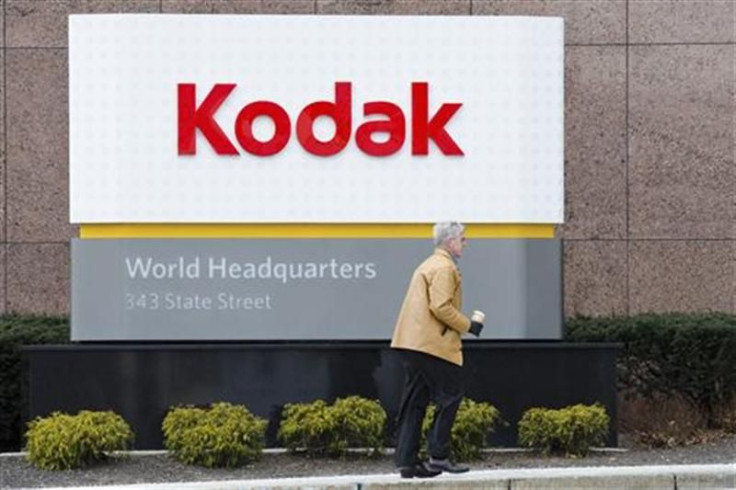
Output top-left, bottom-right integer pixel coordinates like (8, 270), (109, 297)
(434, 247), (458, 265)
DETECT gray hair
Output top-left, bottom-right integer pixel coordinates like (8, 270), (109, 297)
(433, 222), (465, 247)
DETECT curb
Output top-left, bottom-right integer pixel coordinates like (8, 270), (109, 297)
(0, 447), (556, 458)
(20, 463), (736, 490)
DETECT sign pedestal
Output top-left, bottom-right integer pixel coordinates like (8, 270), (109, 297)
(23, 342), (619, 449)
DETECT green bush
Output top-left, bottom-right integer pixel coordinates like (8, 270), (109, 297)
(0, 315), (69, 451)
(162, 402), (266, 468)
(518, 403), (609, 457)
(421, 398), (502, 461)
(278, 396), (387, 457)
(278, 400), (340, 456)
(25, 410), (133, 470)
(565, 313), (736, 426)
(332, 396), (387, 455)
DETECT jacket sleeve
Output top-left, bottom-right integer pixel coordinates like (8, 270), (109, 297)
(427, 267), (471, 334)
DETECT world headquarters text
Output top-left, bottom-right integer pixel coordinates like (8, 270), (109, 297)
(124, 256), (378, 283)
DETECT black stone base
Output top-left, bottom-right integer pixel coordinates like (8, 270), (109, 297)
(22, 342), (619, 449)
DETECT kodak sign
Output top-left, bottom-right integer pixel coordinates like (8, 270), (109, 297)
(70, 15), (564, 224)
(177, 82), (464, 157)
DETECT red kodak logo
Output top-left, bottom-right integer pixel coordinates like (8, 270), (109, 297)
(177, 82), (464, 157)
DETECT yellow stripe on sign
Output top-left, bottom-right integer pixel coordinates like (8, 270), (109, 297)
(79, 224), (556, 239)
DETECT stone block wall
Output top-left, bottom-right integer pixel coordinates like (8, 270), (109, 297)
(0, 0), (733, 316)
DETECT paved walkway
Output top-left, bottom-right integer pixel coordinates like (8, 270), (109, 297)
(27, 463), (736, 490)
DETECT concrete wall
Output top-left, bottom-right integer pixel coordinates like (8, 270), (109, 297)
(0, 0), (733, 317)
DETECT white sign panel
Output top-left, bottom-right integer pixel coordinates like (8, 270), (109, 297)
(69, 15), (563, 223)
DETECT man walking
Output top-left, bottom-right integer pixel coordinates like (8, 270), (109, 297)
(391, 222), (484, 478)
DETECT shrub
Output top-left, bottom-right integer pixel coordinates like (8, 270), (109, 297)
(162, 402), (266, 468)
(0, 315), (69, 451)
(278, 396), (387, 457)
(421, 398), (502, 461)
(518, 403), (609, 457)
(278, 400), (341, 456)
(565, 313), (736, 427)
(332, 396), (387, 455)
(619, 393), (712, 448)
(25, 410), (133, 470)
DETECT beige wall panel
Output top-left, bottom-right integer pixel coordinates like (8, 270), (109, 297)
(629, 45), (735, 239)
(317, 0), (470, 15)
(6, 49), (76, 242)
(630, 240), (734, 314)
(0, 51), (6, 243)
(630, 0), (736, 44)
(560, 46), (626, 240)
(473, 0), (625, 45)
(0, 246), (6, 315)
(563, 240), (627, 317)
(7, 243), (69, 315)
(0, 1), (5, 48)
(6, 0), (160, 48)
(162, 0), (314, 14)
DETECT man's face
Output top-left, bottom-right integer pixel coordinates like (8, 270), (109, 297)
(446, 233), (467, 259)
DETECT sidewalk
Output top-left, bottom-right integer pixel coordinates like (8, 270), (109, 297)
(26, 463), (736, 490)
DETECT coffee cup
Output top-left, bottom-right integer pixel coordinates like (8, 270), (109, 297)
(471, 310), (485, 323)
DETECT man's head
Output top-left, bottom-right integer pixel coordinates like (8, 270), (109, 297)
(433, 222), (467, 259)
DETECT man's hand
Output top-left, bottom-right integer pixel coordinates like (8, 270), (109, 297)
(469, 321), (484, 337)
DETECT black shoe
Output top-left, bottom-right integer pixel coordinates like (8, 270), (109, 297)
(427, 457), (470, 473)
(399, 461), (442, 479)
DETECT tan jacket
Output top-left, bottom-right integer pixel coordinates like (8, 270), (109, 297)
(391, 248), (471, 366)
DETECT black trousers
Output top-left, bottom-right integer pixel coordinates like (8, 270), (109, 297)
(394, 349), (464, 467)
